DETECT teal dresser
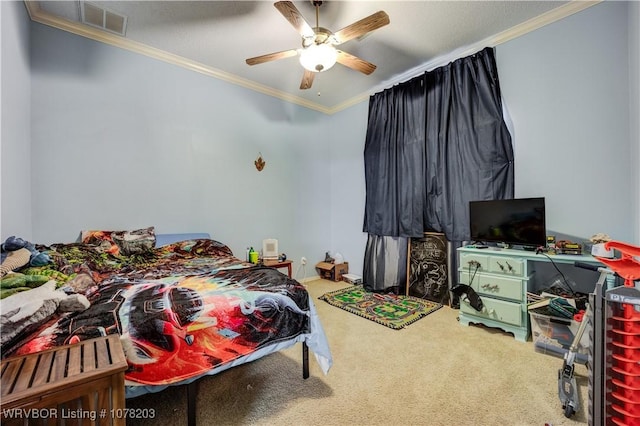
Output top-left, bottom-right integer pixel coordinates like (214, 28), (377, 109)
(457, 247), (533, 341)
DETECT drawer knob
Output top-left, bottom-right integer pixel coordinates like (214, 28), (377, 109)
(482, 307), (495, 315)
(481, 284), (499, 291)
(468, 260), (481, 269)
(496, 260), (515, 273)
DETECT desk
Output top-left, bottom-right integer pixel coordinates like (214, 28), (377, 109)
(263, 259), (293, 278)
(457, 247), (608, 342)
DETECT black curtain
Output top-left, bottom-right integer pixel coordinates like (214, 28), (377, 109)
(363, 77), (426, 238)
(362, 77), (424, 292)
(363, 47), (514, 293)
(423, 47), (514, 241)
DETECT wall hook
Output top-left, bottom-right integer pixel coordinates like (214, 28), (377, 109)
(255, 152), (265, 171)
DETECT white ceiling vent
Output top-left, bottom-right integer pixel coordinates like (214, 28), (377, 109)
(80, 1), (127, 36)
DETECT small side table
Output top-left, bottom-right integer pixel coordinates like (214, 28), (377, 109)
(263, 259), (293, 278)
(1, 334), (128, 425)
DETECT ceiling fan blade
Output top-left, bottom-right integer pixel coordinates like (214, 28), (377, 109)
(274, 1), (315, 38)
(336, 50), (377, 75)
(333, 11), (390, 45)
(300, 70), (315, 90)
(246, 49), (298, 66)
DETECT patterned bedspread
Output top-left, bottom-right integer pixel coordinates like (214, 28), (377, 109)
(10, 239), (324, 388)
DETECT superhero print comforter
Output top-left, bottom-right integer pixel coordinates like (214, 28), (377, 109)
(9, 239), (332, 391)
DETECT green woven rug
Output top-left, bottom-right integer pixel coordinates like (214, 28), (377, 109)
(319, 285), (442, 330)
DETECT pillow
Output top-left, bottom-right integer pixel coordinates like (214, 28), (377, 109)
(111, 227), (156, 255)
(80, 230), (119, 255)
(81, 226), (156, 256)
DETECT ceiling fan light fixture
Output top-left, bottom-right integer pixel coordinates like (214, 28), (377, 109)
(299, 43), (337, 73)
(246, 2), (389, 89)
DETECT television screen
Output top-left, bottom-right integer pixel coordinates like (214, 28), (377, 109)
(469, 197), (546, 248)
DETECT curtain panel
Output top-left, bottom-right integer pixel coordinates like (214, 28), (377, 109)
(362, 47), (514, 292)
(363, 77), (426, 238)
(362, 234), (408, 293)
(423, 47), (514, 242)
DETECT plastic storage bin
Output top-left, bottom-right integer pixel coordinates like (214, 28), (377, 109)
(529, 307), (590, 364)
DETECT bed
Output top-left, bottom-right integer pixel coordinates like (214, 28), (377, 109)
(0, 230), (332, 424)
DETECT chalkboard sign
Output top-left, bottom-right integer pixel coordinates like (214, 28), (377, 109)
(406, 232), (449, 304)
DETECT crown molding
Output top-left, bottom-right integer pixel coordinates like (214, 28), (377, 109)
(329, 0), (603, 114)
(23, 1), (333, 115)
(346, 0), (601, 115)
(24, 0), (600, 116)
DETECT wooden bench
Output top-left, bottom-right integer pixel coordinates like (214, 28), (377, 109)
(1, 334), (127, 426)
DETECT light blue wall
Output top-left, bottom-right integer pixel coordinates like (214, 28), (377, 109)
(327, 101), (369, 274)
(496, 1), (636, 244)
(1, 1), (32, 240)
(29, 22), (334, 275)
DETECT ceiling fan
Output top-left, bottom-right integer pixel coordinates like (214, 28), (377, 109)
(246, 1), (390, 90)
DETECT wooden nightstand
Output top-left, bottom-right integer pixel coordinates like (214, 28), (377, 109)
(263, 259), (293, 278)
(1, 334), (128, 425)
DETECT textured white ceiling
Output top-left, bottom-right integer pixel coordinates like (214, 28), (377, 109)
(29, 1), (597, 113)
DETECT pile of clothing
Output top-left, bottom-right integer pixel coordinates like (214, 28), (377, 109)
(0, 236), (51, 277)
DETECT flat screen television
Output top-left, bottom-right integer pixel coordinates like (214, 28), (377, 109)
(469, 197), (546, 248)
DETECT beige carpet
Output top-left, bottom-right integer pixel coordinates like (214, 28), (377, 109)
(127, 279), (588, 425)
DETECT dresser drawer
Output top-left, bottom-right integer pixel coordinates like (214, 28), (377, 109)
(459, 253), (489, 272)
(458, 272), (526, 302)
(460, 297), (522, 327)
(488, 256), (525, 277)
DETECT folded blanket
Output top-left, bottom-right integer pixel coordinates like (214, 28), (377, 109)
(0, 281), (90, 352)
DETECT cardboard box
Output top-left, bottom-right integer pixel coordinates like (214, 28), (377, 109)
(315, 262), (349, 281)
